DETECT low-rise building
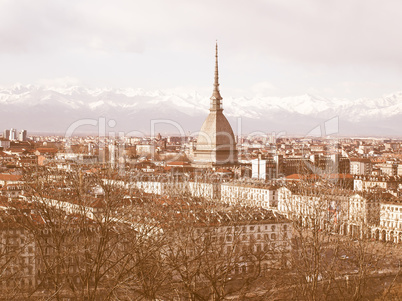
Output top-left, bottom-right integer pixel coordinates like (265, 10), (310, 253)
(353, 175), (399, 192)
(350, 158), (372, 175)
(379, 197), (402, 243)
(221, 182), (278, 209)
(0, 138), (10, 150)
(0, 202), (37, 293)
(277, 185), (351, 235)
(251, 156), (279, 180)
(348, 192), (382, 238)
(0, 183), (25, 198)
(376, 161), (398, 176)
(162, 205), (292, 276)
(132, 180), (220, 199)
(0, 174), (23, 186)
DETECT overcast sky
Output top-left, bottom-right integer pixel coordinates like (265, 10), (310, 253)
(1, 0), (402, 99)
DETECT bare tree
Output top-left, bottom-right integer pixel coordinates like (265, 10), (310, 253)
(160, 198), (290, 301)
(0, 205), (37, 300)
(278, 181), (401, 300)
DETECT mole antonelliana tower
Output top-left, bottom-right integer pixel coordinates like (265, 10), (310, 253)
(194, 43), (238, 165)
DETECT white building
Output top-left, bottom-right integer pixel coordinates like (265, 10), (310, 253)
(353, 175), (398, 192)
(350, 158), (372, 175)
(165, 207), (293, 275)
(9, 128), (17, 141)
(379, 198), (402, 243)
(0, 138), (10, 150)
(18, 130), (27, 142)
(251, 158), (278, 180)
(348, 192), (381, 238)
(277, 186), (351, 234)
(136, 144), (154, 156)
(133, 180), (219, 199)
(221, 182), (278, 209)
(376, 162), (397, 176)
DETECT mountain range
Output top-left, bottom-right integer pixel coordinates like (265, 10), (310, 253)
(1, 84), (402, 137)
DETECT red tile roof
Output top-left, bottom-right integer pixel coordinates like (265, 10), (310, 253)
(35, 147), (58, 153)
(0, 174), (23, 181)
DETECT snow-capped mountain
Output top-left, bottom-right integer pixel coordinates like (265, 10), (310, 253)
(1, 85), (402, 137)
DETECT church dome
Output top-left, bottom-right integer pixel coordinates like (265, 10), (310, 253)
(197, 111), (236, 151)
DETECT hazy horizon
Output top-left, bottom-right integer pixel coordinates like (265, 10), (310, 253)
(2, 1), (402, 137)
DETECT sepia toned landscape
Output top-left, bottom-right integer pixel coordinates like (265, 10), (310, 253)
(0, 1), (401, 300)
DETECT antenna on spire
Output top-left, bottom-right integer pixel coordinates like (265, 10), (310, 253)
(210, 41), (222, 109)
(214, 41), (219, 88)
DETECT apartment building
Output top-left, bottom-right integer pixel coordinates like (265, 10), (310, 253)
(221, 182), (278, 209)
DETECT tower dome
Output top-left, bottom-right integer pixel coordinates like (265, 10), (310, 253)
(194, 43), (238, 165)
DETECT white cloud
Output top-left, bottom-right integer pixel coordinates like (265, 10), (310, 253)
(35, 77), (82, 88)
(251, 81), (277, 97)
(0, 0), (402, 98)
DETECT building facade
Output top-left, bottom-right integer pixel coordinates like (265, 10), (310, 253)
(221, 182), (278, 209)
(350, 158), (372, 175)
(379, 198), (402, 243)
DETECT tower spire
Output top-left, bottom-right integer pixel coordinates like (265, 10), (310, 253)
(210, 41), (222, 109)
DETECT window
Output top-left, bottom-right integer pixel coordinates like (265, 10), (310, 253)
(250, 226), (255, 231)
(271, 233), (276, 240)
(271, 225), (276, 232)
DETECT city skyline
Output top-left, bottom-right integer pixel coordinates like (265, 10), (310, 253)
(1, 2), (402, 297)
